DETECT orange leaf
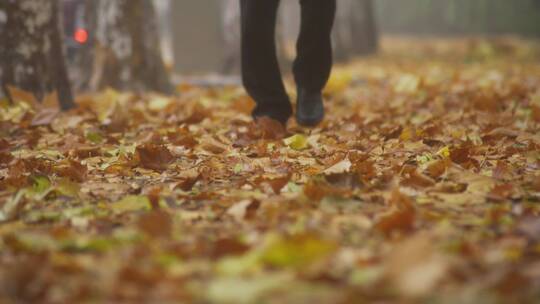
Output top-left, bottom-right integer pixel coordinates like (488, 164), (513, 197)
(425, 158), (450, 179)
(375, 189), (416, 236)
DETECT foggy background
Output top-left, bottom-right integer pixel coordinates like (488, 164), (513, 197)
(153, 0), (540, 76)
(1, 0), (539, 98)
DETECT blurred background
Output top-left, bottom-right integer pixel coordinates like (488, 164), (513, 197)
(1, 0), (539, 100)
(62, 0), (540, 79)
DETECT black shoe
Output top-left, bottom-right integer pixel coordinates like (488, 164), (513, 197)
(296, 88), (325, 127)
(252, 101), (292, 126)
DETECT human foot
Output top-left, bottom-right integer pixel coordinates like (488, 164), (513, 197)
(251, 102), (292, 126)
(296, 88), (325, 127)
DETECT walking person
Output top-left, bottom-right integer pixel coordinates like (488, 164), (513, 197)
(240, 0), (337, 127)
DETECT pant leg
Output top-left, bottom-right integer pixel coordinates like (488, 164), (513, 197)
(240, 0), (292, 123)
(293, 0), (337, 93)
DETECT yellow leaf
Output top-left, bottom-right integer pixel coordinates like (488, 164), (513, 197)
(399, 127), (414, 141)
(111, 196), (151, 214)
(437, 146), (451, 158)
(261, 233), (337, 269)
(284, 134), (309, 150)
(324, 70), (353, 95)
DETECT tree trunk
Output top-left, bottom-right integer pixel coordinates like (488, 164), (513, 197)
(219, 0), (291, 75)
(0, 0), (75, 110)
(171, 0), (223, 74)
(220, 0), (241, 74)
(84, 0), (172, 94)
(333, 0), (354, 61)
(333, 0), (379, 61)
(350, 0), (379, 55)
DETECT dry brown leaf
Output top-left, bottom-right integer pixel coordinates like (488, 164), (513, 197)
(137, 210), (172, 238)
(385, 233), (449, 297)
(252, 117), (287, 140)
(375, 189), (416, 236)
(425, 158), (450, 179)
(401, 171), (436, 188)
(135, 144), (175, 171)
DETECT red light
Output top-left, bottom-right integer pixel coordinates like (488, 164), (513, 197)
(74, 28), (88, 44)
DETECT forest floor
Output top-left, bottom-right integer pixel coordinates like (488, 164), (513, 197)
(1, 38), (540, 303)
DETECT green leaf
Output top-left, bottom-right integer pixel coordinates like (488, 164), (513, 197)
(32, 175), (51, 194)
(62, 206), (96, 218)
(86, 130), (104, 144)
(233, 163), (243, 174)
(60, 237), (116, 253)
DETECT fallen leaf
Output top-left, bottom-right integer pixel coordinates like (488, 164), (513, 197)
(375, 189), (416, 236)
(137, 210), (172, 238)
(252, 117), (286, 140)
(55, 160), (88, 182)
(401, 171), (436, 188)
(488, 183), (515, 201)
(425, 158), (450, 179)
(324, 158), (352, 175)
(135, 144), (175, 171)
(0, 190), (27, 222)
(111, 195), (151, 214)
(227, 200), (260, 221)
(254, 175), (290, 194)
(261, 233), (337, 269)
(207, 273), (293, 304)
(7, 86), (38, 106)
(30, 108), (59, 126)
(385, 233), (449, 297)
(284, 134), (309, 150)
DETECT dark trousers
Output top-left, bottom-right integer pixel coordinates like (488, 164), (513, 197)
(240, 0), (336, 123)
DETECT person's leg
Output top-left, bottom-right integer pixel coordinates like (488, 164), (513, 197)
(294, 0), (336, 93)
(293, 0), (336, 126)
(240, 0), (292, 125)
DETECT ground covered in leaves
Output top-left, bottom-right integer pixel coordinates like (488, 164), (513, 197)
(1, 38), (540, 303)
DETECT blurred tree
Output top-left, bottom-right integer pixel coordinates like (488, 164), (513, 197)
(0, 0), (75, 109)
(221, 0), (241, 74)
(170, 0), (223, 74)
(350, 0), (379, 55)
(333, 0), (379, 61)
(376, 0), (540, 37)
(170, 0), (287, 75)
(79, 0), (172, 93)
